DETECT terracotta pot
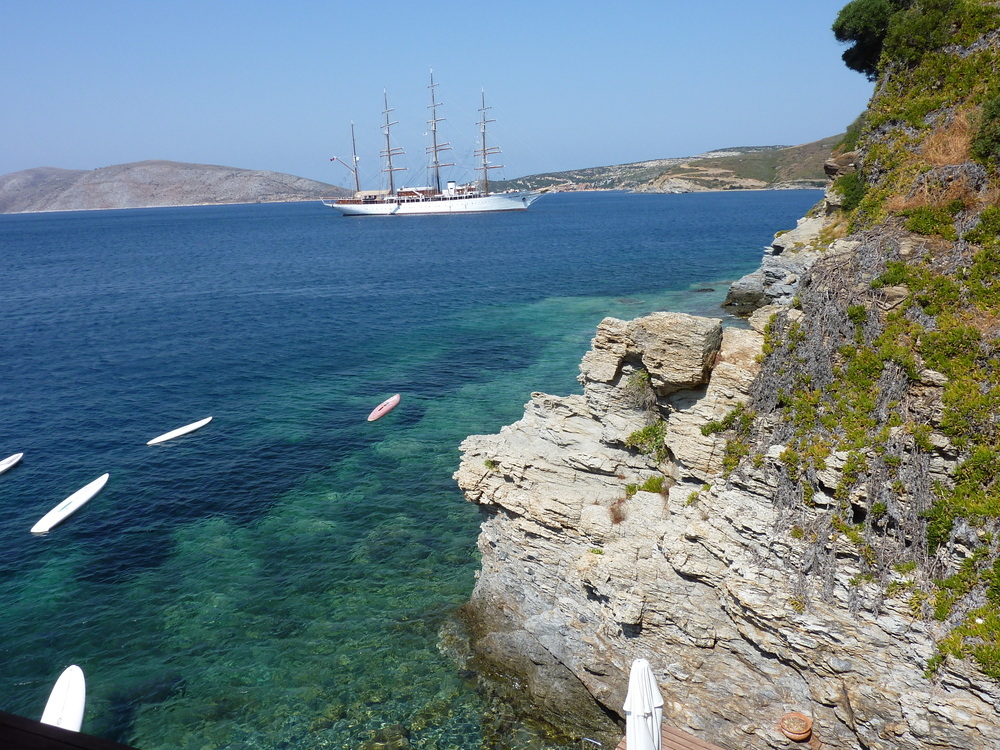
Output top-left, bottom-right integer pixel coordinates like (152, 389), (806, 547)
(779, 712), (813, 742)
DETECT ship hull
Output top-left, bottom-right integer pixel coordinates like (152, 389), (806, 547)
(322, 191), (540, 216)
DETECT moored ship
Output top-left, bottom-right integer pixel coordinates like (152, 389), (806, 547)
(322, 74), (541, 216)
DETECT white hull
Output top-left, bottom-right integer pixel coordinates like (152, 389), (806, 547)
(31, 473), (109, 534)
(323, 191), (540, 216)
(40, 665), (86, 732)
(0, 452), (23, 475)
(147, 416), (213, 445)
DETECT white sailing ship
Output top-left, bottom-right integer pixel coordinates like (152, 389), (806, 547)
(322, 74), (541, 216)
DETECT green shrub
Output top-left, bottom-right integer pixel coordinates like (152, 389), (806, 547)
(882, 0), (953, 67)
(702, 404), (751, 436)
(901, 205), (958, 239)
(625, 421), (669, 462)
(637, 475), (666, 494)
(964, 206), (1000, 245)
(834, 170), (868, 211)
(871, 260), (910, 288)
(921, 324), (981, 373)
(972, 95), (1000, 169)
(847, 304), (868, 326)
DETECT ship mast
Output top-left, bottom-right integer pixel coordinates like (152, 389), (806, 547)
(349, 122), (360, 193)
(476, 89), (503, 196)
(330, 121), (361, 194)
(426, 69), (453, 194)
(381, 90), (406, 195)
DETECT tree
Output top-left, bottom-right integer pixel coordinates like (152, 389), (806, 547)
(832, 0), (912, 79)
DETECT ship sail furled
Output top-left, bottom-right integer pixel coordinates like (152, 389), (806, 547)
(381, 90), (406, 196)
(476, 90), (503, 197)
(426, 70), (454, 194)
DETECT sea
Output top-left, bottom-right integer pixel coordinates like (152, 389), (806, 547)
(0, 189), (821, 750)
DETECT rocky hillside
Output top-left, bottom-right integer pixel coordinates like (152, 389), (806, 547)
(454, 2), (1000, 749)
(0, 160), (349, 213)
(495, 136), (841, 194)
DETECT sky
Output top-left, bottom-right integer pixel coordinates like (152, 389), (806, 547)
(1, 1), (874, 188)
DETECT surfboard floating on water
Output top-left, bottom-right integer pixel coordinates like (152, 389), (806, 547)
(147, 416), (213, 445)
(40, 665), (86, 732)
(0, 452), (23, 475)
(367, 394), (401, 422)
(31, 474), (109, 534)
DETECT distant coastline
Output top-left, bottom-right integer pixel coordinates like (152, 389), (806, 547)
(0, 160), (350, 215)
(495, 134), (841, 194)
(6, 198), (329, 216)
(1, 138), (838, 214)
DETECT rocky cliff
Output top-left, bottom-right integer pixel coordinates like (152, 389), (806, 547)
(0, 160), (348, 213)
(454, 3), (1000, 748)
(455, 307), (997, 749)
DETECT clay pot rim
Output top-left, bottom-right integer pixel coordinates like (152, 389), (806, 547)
(779, 711), (813, 741)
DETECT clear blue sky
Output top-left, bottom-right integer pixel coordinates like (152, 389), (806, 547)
(2, 0), (873, 187)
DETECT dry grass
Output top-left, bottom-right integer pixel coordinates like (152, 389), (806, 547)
(959, 307), (1000, 339)
(885, 174), (980, 213)
(609, 497), (627, 524)
(818, 213), (851, 245)
(922, 109), (972, 166)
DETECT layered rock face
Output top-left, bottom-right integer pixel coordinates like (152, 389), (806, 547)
(723, 150), (861, 316)
(454, 309), (1000, 749)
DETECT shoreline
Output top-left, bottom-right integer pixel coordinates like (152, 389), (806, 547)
(0, 196), (337, 217)
(1, 186), (824, 216)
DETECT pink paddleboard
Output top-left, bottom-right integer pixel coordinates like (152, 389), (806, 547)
(367, 394), (401, 422)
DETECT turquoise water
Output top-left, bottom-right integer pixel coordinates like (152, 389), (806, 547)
(0, 190), (821, 748)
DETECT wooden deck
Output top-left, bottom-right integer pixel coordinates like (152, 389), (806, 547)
(615, 723), (727, 750)
(0, 710), (140, 750)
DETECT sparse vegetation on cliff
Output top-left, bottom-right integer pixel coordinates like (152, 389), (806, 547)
(739, 0), (1000, 680)
(624, 420), (670, 463)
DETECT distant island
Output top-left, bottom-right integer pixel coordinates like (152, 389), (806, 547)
(0, 136), (840, 214)
(0, 160), (350, 214)
(494, 134), (842, 193)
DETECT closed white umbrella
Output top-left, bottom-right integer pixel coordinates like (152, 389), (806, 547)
(623, 658), (663, 750)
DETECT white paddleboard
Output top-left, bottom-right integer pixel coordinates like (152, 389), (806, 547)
(40, 665), (86, 732)
(31, 474), (109, 534)
(147, 416), (213, 445)
(0, 452), (23, 475)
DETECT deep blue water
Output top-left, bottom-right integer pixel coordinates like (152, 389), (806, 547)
(0, 190), (820, 749)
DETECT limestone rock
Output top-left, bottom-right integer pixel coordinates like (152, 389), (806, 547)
(724, 190), (849, 316)
(720, 269), (770, 317)
(663, 328), (763, 481)
(579, 313), (722, 397)
(824, 150), (858, 179)
(454, 308), (1000, 750)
